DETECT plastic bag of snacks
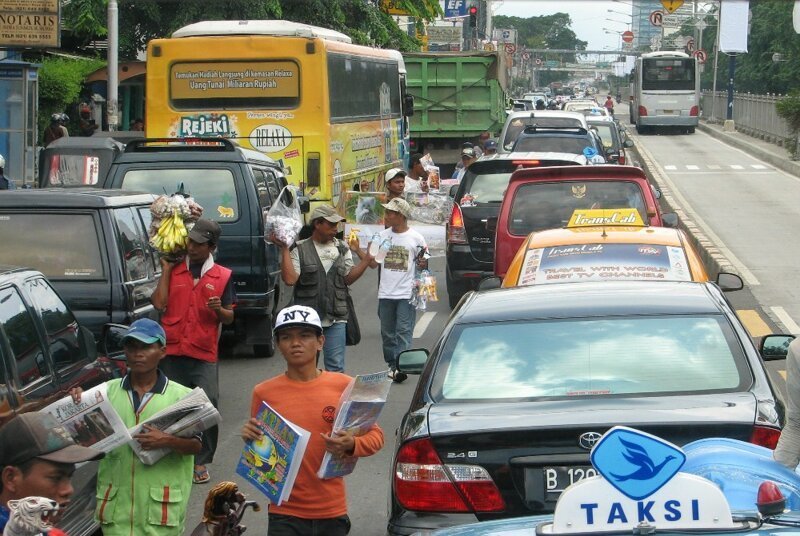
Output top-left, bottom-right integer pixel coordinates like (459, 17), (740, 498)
(265, 185), (303, 247)
(149, 194), (203, 259)
(410, 269), (438, 311)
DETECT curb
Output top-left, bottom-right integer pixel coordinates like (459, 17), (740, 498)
(697, 122), (800, 179)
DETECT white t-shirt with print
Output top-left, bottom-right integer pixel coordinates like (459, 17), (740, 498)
(377, 227), (427, 300)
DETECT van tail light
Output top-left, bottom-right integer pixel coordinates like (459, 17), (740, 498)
(447, 203), (468, 244)
(689, 105), (699, 117)
(617, 153), (626, 165)
(750, 425), (781, 449)
(394, 438), (506, 513)
(638, 106), (648, 117)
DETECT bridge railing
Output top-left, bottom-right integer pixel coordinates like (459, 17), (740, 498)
(701, 91), (791, 145)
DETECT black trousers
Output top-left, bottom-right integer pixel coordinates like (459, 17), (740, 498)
(268, 513), (351, 536)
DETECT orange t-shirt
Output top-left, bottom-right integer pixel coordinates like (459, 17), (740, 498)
(250, 371), (384, 519)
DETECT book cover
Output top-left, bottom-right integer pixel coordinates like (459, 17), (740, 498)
(236, 401), (310, 505)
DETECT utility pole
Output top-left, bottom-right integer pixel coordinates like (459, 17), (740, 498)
(107, 0), (119, 131)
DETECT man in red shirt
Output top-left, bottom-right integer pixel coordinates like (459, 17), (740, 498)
(241, 305), (384, 535)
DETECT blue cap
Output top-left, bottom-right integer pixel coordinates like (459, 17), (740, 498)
(483, 140), (497, 150)
(122, 318), (166, 346)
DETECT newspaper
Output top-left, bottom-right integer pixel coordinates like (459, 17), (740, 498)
(128, 387), (221, 465)
(43, 383), (131, 453)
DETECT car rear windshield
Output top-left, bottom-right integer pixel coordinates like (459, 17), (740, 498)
(434, 315), (748, 401)
(508, 181), (647, 235)
(120, 169), (239, 222)
(512, 134), (593, 155)
(589, 124), (618, 150)
(503, 118), (584, 150)
(642, 58), (695, 91)
(0, 214), (104, 279)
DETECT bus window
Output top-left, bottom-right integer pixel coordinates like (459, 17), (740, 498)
(642, 59), (695, 91)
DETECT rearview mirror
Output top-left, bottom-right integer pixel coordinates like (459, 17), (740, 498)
(661, 212), (678, 228)
(403, 95), (415, 117)
(716, 272), (743, 292)
(397, 349), (429, 374)
(760, 334), (795, 361)
(102, 323), (129, 360)
(478, 276), (502, 291)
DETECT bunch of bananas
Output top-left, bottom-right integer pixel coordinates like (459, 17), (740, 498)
(151, 209), (188, 253)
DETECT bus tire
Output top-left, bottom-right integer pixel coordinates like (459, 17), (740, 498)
(687, 127), (695, 134)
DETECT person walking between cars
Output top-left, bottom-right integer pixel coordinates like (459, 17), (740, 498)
(604, 95), (615, 117)
(242, 305), (384, 536)
(276, 205), (375, 372)
(151, 218), (235, 485)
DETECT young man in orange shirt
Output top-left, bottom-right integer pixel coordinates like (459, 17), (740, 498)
(241, 305), (384, 535)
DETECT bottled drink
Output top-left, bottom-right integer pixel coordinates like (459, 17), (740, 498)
(368, 233), (381, 256)
(375, 238), (393, 263)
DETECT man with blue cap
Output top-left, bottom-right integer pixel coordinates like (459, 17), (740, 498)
(70, 319), (200, 535)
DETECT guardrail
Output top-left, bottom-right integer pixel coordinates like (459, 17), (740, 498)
(702, 91), (791, 146)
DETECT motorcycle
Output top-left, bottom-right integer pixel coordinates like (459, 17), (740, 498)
(190, 482), (261, 536)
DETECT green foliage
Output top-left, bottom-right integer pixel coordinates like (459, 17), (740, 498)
(37, 56), (106, 141)
(62, 0), (108, 45)
(776, 91), (800, 158)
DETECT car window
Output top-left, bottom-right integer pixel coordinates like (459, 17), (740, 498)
(590, 124), (618, 150)
(503, 119), (584, 150)
(136, 207), (160, 275)
(0, 286), (48, 386)
(0, 214), (105, 280)
(508, 181), (647, 235)
(434, 315), (746, 401)
(252, 168), (271, 210)
(512, 135), (593, 155)
(120, 168), (239, 223)
(114, 208), (149, 282)
(460, 163), (518, 204)
(24, 278), (83, 370)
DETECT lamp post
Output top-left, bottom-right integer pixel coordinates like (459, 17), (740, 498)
(604, 28), (623, 53)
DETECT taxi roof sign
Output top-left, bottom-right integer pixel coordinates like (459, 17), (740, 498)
(567, 208), (645, 228)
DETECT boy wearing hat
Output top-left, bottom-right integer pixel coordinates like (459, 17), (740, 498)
(242, 305), (383, 535)
(0, 412), (103, 532)
(69, 319), (199, 535)
(384, 168), (406, 201)
(151, 217), (234, 483)
(276, 205), (374, 373)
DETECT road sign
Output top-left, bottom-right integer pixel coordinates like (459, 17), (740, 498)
(504, 43), (516, 54)
(545, 60), (559, 68)
(621, 30), (634, 43)
(522, 51), (531, 60)
(660, 0), (684, 14)
(693, 49), (707, 63)
(649, 10), (664, 27)
(535, 58), (542, 66)
(444, 0), (467, 18)
(685, 37), (695, 52)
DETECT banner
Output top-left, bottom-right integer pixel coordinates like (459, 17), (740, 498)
(719, 0), (749, 53)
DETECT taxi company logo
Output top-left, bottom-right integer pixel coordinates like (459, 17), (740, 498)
(578, 432), (602, 450)
(638, 246), (661, 256)
(590, 426), (685, 500)
(250, 124), (292, 153)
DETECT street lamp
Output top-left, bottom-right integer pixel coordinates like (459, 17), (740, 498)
(606, 18), (631, 28)
(607, 9), (632, 18)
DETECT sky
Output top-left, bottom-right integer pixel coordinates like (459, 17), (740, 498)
(492, 0), (634, 52)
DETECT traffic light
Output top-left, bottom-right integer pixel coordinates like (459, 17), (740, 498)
(469, 5), (477, 28)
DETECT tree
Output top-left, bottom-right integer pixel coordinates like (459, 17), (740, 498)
(37, 56), (106, 141)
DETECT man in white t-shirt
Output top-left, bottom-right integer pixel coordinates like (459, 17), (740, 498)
(276, 205), (374, 372)
(404, 153), (429, 194)
(370, 198), (427, 383)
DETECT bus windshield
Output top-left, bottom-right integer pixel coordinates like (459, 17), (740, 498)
(642, 58), (695, 91)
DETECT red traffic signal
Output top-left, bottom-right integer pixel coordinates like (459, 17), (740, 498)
(468, 6), (478, 15)
(469, 5), (477, 27)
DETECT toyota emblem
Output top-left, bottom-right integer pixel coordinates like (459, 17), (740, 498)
(578, 432), (603, 450)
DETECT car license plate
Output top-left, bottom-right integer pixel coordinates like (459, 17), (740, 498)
(662, 109), (674, 114)
(544, 466), (597, 498)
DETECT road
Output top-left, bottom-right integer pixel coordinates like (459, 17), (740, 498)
(184, 110), (794, 535)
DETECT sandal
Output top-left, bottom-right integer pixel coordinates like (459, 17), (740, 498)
(193, 466), (210, 484)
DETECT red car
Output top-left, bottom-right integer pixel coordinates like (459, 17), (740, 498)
(493, 165), (677, 278)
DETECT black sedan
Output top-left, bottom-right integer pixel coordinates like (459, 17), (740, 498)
(388, 281), (785, 536)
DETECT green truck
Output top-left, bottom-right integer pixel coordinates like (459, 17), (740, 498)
(403, 51), (508, 177)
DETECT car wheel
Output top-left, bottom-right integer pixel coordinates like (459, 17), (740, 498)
(687, 127), (695, 134)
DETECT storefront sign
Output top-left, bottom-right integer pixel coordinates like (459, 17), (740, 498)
(0, 0), (60, 48)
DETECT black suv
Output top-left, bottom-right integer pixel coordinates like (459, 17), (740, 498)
(0, 266), (119, 535)
(511, 125), (604, 156)
(0, 189), (160, 339)
(101, 139), (291, 356)
(446, 153), (586, 308)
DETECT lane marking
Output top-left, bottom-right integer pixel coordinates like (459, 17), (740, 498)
(770, 306), (800, 334)
(686, 164), (700, 170)
(780, 370), (787, 380)
(752, 164), (767, 169)
(664, 165), (677, 170)
(737, 309), (772, 338)
(413, 311), (437, 338)
(730, 164), (744, 170)
(708, 164), (721, 170)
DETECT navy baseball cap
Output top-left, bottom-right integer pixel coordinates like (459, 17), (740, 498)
(122, 318), (166, 346)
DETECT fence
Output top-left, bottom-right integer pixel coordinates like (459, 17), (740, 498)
(701, 91), (791, 146)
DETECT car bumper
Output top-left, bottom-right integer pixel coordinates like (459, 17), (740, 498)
(446, 247), (493, 289)
(639, 116), (698, 127)
(388, 512), (479, 536)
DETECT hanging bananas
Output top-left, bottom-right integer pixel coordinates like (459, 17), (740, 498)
(150, 209), (188, 253)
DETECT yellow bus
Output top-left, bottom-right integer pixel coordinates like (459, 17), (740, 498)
(145, 20), (412, 209)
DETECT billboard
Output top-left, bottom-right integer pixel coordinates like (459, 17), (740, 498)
(0, 0), (60, 48)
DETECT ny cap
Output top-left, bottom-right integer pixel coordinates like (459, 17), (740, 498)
(122, 318), (166, 346)
(273, 305), (323, 334)
(0, 412), (103, 466)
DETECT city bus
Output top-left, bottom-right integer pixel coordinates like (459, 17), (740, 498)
(145, 20), (412, 209)
(629, 51), (699, 134)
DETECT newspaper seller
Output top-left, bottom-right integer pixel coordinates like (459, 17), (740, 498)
(241, 305), (384, 536)
(70, 318), (201, 536)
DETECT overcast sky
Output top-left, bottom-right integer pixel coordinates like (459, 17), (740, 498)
(493, 0), (632, 51)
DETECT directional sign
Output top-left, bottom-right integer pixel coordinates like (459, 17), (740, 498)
(522, 51), (531, 60)
(649, 10), (664, 27)
(693, 49), (707, 63)
(660, 0), (684, 14)
(535, 58), (542, 66)
(621, 30), (634, 43)
(504, 43), (516, 54)
(685, 37), (695, 52)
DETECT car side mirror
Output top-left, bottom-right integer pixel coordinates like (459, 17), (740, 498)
(80, 326), (97, 361)
(485, 216), (498, 232)
(478, 276), (502, 291)
(397, 348), (428, 374)
(297, 195), (311, 214)
(716, 272), (743, 292)
(661, 212), (678, 228)
(760, 334), (795, 361)
(403, 95), (415, 117)
(102, 323), (129, 360)
(624, 139), (634, 148)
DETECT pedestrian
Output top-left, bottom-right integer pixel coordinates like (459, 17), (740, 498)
(535, 99), (546, 110)
(78, 103), (98, 137)
(404, 153), (429, 193)
(483, 139), (498, 156)
(241, 305), (384, 536)
(0, 156), (14, 190)
(775, 338), (800, 468)
(151, 218), (234, 484)
(452, 146), (477, 182)
(0, 412), (103, 532)
(604, 95), (615, 117)
(70, 319), (200, 536)
(452, 142), (475, 176)
(384, 167), (406, 202)
(371, 198), (427, 383)
(276, 205), (374, 372)
(44, 114), (66, 146)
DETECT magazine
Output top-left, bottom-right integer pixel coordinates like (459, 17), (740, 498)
(128, 387), (221, 465)
(317, 371), (391, 479)
(43, 383), (131, 453)
(236, 402), (310, 505)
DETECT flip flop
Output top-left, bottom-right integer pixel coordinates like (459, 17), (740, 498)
(193, 466), (210, 484)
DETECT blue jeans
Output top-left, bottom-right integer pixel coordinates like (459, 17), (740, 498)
(378, 298), (417, 370)
(322, 322), (347, 372)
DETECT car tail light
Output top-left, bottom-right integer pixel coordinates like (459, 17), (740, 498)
(395, 438), (505, 513)
(447, 203), (467, 244)
(750, 425), (781, 449)
(617, 153), (626, 165)
(511, 160), (541, 167)
(638, 106), (648, 117)
(689, 105), (699, 116)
